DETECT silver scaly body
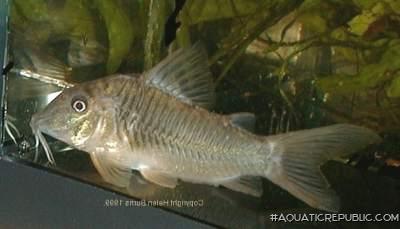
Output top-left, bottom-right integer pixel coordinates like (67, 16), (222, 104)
(83, 75), (263, 183)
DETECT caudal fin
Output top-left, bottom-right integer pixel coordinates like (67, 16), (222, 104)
(262, 124), (381, 212)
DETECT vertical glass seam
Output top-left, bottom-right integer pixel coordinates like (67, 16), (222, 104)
(0, 0), (9, 150)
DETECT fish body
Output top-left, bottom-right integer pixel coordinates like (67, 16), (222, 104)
(31, 44), (381, 212)
(62, 75), (262, 182)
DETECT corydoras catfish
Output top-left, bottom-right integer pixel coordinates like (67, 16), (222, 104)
(30, 44), (381, 212)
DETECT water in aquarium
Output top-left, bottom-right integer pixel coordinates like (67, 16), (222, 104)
(3, 0), (400, 228)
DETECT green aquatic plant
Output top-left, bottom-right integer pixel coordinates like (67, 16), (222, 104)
(12, 0), (97, 43)
(317, 39), (400, 94)
(143, 0), (174, 69)
(12, 0), (49, 23)
(180, 0), (262, 24)
(300, 1), (400, 100)
(94, 0), (134, 73)
(387, 76), (400, 98)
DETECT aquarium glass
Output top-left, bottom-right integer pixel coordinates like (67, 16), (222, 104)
(2, 0), (400, 228)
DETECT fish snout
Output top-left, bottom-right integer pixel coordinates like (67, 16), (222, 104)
(30, 112), (48, 132)
(30, 113), (41, 132)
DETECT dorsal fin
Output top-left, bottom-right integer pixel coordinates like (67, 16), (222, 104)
(143, 43), (215, 109)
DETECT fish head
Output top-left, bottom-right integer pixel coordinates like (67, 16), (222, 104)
(30, 83), (108, 149)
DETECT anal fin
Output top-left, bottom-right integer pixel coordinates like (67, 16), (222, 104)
(140, 170), (178, 188)
(220, 176), (263, 197)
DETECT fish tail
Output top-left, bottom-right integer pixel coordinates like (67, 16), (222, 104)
(260, 124), (381, 212)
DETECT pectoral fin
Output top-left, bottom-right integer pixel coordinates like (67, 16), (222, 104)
(220, 176), (263, 197)
(90, 152), (131, 188)
(140, 170), (178, 188)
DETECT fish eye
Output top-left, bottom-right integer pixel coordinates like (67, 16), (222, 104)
(71, 97), (87, 113)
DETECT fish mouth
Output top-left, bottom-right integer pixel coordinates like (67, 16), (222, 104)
(30, 113), (56, 165)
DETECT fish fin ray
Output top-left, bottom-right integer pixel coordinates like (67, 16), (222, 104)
(140, 170), (178, 188)
(228, 112), (256, 132)
(143, 43), (215, 109)
(262, 124), (381, 212)
(220, 176), (263, 197)
(90, 153), (131, 188)
(8, 77), (61, 100)
(126, 172), (156, 196)
(10, 29), (72, 83)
